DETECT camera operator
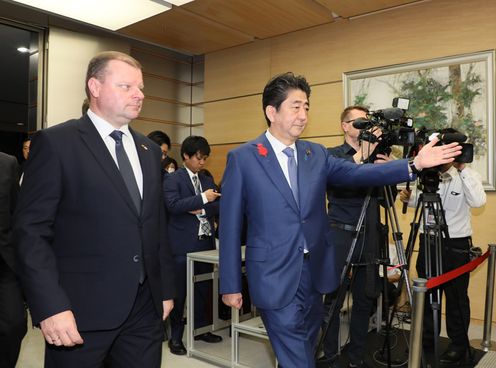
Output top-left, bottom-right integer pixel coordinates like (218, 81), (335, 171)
(320, 106), (392, 368)
(400, 128), (486, 365)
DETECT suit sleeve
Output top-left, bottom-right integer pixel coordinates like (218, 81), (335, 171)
(13, 131), (72, 325)
(326, 155), (411, 187)
(159, 184), (176, 300)
(0, 154), (19, 272)
(163, 173), (205, 214)
(219, 151), (245, 295)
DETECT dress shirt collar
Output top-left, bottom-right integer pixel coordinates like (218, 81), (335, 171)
(184, 166), (198, 181)
(87, 109), (132, 139)
(265, 129), (297, 161)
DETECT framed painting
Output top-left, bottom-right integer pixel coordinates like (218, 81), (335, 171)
(343, 50), (495, 190)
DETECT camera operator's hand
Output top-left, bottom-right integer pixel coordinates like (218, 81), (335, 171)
(354, 127), (381, 163)
(374, 153), (392, 164)
(413, 137), (462, 170)
(399, 188), (412, 203)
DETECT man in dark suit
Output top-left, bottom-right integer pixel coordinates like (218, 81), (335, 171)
(163, 136), (222, 355)
(219, 72), (461, 368)
(0, 152), (27, 368)
(14, 51), (175, 368)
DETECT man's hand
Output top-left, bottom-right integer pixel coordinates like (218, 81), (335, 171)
(374, 153), (392, 164)
(399, 188), (412, 203)
(222, 293), (243, 310)
(353, 127), (381, 163)
(204, 189), (221, 202)
(162, 299), (174, 320)
(413, 137), (461, 170)
(40, 310), (84, 347)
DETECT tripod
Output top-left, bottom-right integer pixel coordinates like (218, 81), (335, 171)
(404, 178), (449, 368)
(316, 185), (413, 367)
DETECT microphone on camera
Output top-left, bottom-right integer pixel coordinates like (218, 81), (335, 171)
(437, 132), (467, 143)
(352, 118), (372, 129)
(372, 107), (405, 120)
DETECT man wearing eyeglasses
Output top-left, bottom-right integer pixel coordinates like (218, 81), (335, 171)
(163, 136), (222, 355)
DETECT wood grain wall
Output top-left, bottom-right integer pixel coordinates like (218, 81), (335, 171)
(202, 0), (496, 322)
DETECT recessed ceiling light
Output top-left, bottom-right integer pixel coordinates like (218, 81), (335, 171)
(10, 0), (193, 31)
(17, 47), (30, 53)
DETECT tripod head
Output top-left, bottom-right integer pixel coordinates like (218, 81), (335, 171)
(417, 167), (441, 194)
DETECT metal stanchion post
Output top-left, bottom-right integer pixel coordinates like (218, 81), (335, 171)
(471, 244), (496, 352)
(409, 278), (428, 368)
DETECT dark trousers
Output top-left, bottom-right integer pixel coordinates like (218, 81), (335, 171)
(323, 227), (377, 365)
(45, 280), (163, 368)
(259, 258), (324, 368)
(169, 253), (213, 342)
(0, 257), (27, 368)
(416, 235), (472, 352)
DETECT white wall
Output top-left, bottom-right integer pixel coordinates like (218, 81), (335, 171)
(45, 28), (129, 127)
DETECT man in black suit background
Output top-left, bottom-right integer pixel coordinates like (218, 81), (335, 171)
(0, 152), (26, 368)
(163, 136), (222, 355)
(14, 51), (175, 368)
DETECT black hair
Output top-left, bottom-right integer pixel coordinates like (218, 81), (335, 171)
(162, 156), (178, 171)
(180, 136), (210, 161)
(262, 72), (311, 126)
(147, 130), (171, 148)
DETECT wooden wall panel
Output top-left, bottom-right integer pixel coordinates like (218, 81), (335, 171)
(204, 95), (265, 144)
(204, 39), (271, 101)
(305, 83), (344, 138)
(204, 144), (239, 184)
(270, 0), (496, 85)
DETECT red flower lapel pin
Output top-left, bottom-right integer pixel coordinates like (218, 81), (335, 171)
(257, 143), (268, 157)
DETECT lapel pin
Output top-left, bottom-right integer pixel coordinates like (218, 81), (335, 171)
(141, 144), (148, 151)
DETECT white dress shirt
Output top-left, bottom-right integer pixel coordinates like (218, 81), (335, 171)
(87, 109), (143, 197)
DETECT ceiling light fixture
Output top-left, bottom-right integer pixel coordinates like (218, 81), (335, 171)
(17, 46), (30, 53)
(10, 0), (192, 31)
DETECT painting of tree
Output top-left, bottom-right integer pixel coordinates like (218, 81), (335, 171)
(344, 51), (494, 189)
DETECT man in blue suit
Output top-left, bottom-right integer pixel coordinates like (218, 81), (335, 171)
(14, 51), (175, 368)
(163, 136), (222, 355)
(219, 72), (461, 368)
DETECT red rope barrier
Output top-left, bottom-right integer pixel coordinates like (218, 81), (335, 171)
(426, 250), (490, 289)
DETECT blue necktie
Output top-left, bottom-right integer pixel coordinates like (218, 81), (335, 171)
(109, 130), (142, 214)
(283, 147), (299, 207)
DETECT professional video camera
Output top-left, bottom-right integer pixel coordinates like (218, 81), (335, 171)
(353, 98), (415, 160)
(415, 128), (474, 193)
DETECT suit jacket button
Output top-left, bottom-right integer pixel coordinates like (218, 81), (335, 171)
(298, 247), (303, 252)
(133, 255), (139, 262)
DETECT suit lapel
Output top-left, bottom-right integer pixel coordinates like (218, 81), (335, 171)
(77, 116), (139, 216)
(253, 134), (299, 214)
(296, 141), (314, 215)
(177, 168), (195, 195)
